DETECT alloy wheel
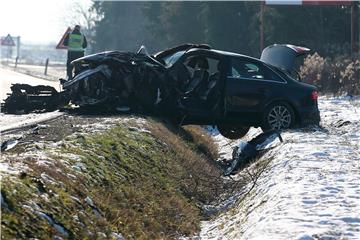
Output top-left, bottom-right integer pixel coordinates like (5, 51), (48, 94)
(267, 105), (292, 129)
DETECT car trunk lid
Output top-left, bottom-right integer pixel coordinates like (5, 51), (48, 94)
(260, 44), (310, 72)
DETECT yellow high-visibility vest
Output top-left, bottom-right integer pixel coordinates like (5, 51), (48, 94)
(68, 33), (84, 52)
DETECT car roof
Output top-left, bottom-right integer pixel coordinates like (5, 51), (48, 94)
(186, 48), (262, 62)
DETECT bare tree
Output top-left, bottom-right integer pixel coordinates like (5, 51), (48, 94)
(64, 2), (101, 54)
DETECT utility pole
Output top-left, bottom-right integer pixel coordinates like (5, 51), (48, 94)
(15, 36), (20, 59)
(351, 1), (355, 58)
(260, 1), (265, 55)
(350, 1), (359, 59)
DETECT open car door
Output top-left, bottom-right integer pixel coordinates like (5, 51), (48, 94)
(260, 44), (310, 72)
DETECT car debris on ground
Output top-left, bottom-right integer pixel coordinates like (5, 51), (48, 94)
(221, 130), (283, 176)
(1, 137), (21, 152)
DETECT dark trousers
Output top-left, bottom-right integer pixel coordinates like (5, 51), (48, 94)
(66, 51), (84, 79)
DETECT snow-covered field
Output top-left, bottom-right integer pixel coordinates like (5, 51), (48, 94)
(201, 96), (360, 240)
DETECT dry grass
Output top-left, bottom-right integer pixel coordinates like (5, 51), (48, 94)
(182, 125), (219, 161)
(146, 119), (225, 205)
(1, 116), (232, 239)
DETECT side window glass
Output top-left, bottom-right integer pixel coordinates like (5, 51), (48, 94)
(244, 63), (264, 79)
(231, 67), (241, 78)
(230, 59), (265, 79)
(262, 65), (286, 82)
(230, 58), (285, 82)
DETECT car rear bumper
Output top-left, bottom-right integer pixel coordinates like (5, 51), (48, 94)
(298, 105), (321, 126)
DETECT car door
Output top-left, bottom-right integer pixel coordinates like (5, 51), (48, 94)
(224, 57), (286, 122)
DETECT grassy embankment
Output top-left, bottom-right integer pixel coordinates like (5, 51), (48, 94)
(1, 117), (226, 239)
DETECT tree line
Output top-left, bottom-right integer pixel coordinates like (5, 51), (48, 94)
(90, 1), (359, 58)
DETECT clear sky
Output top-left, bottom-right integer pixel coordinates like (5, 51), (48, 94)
(0, 0), (92, 44)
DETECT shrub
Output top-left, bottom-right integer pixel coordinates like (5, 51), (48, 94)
(340, 60), (360, 95)
(300, 52), (360, 95)
(300, 52), (325, 85)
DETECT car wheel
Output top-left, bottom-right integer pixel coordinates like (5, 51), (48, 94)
(217, 124), (250, 139)
(262, 102), (295, 131)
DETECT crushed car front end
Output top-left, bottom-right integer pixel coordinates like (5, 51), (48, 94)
(63, 51), (169, 111)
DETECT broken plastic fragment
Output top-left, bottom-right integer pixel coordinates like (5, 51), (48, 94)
(1, 138), (21, 152)
(224, 130), (282, 176)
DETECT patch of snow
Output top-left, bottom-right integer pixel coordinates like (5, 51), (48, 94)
(128, 126), (151, 134)
(36, 211), (69, 237)
(70, 196), (81, 205)
(0, 162), (18, 175)
(72, 162), (86, 172)
(97, 232), (107, 238)
(0, 111), (63, 132)
(200, 97), (360, 239)
(40, 173), (56, 185)
(111, 232), (126, 240)
(85, 196), (95, 207)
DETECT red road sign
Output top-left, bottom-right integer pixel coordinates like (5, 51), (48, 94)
(303, 0), (353, 5)
(265, 0), (353, 5)
(56, 27), (72, 49)
(1, 34), (15, 46)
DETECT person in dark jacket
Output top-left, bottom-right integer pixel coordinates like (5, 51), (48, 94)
(63, 25), (87, 79)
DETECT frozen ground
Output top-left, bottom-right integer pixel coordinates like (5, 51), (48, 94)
(0, 111), (63, 132)
(201, 96), (360, 240)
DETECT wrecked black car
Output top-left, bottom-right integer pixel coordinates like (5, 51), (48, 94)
(1, 43), (320, 139)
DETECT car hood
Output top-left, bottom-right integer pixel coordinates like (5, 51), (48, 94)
(260, 44), (310, 72)
(71, 50), (165, 69)
(71, 51), (126, 64)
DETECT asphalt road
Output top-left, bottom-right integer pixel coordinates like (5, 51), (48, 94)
(0, 67), (61, 101)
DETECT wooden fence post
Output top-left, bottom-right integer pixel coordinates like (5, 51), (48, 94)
(14, 57), (18, 69)
(44, 58), (49, 75)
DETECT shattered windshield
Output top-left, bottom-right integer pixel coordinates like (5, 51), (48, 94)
(162, 51), (186, 66)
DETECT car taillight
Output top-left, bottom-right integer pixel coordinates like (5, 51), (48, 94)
(311, 90), (318, 101)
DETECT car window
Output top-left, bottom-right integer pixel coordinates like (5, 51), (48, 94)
(230, 58), (285, 82)
(270, 65), (299, 82)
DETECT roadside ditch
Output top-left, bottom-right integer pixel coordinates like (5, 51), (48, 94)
(0, 113), (251, 239)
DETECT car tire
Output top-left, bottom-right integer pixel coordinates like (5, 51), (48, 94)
(217, 124), (250, 139)
(261, 102), (295, 131)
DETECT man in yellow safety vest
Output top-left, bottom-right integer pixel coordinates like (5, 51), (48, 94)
(64, 25), (87, 79)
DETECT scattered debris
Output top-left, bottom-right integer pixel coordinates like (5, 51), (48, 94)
(1, 137), (21, 152)
(0, 123), (50, 152)
(0, 84), (65, 114)
(332, 119), (352, 128)
(223, 130), (283, 175)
